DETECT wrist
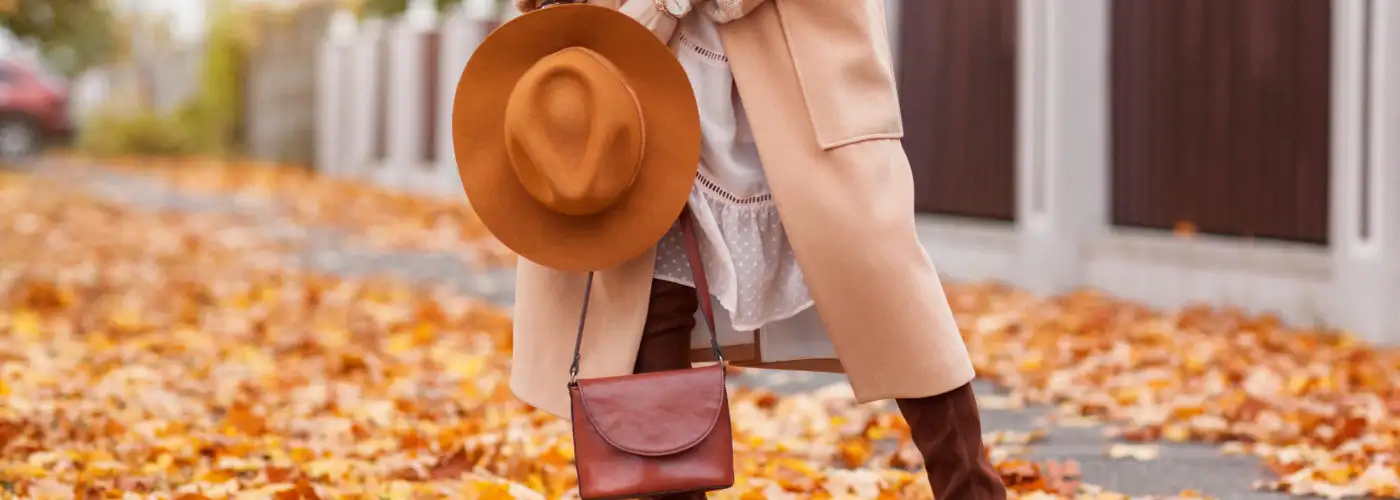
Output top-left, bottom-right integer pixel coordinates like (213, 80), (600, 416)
(652, 0), (691, 18)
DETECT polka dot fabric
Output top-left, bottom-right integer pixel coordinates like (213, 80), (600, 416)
(653, 14), (816, 333)
(654, 183), (814, 332)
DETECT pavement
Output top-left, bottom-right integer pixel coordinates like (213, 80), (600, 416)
(49, 163), (1296, 499)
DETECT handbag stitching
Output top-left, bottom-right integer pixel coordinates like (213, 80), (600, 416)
(574, 367), (728, 456)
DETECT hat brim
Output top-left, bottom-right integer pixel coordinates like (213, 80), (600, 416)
(453, 4), (701, 272)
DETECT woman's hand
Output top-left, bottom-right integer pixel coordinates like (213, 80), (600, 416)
(698, 0), (763, 23)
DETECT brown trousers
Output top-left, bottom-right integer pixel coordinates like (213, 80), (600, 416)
(637, 280), (1007, 499)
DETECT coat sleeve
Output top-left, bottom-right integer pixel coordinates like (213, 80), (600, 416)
(619, 0), (681, 42)
(699, 0), (764, 23)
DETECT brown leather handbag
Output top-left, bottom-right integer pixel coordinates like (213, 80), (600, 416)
(567, 210), (735, 499)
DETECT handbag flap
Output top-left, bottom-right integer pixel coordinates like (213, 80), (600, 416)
(573, 364), (727, 457)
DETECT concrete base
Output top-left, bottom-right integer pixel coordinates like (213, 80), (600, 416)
(913, 216), (1392, 340)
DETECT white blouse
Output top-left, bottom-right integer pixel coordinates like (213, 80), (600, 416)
(653, 14), (837, 361)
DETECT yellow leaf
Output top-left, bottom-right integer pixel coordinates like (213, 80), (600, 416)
(1016, 357), (1042, 372)
(110, 307), (143, 330)
(839, 441), (871, 468)
(387, 332), (416, 355)
(412, 321), (436, 343)
(449, 355), (486, 379)
(525, 473), (546, 492)
(472, 481), (515, 500)
(1107, 443), (1160, 461)
(1321, 465), (1355, 484)
(1286, 375), (1311, 395)
(382, 481), (412, 500)
(1163, 424), (1190, 442)
(538, 443), (572, 467)
(11, 310), (40, 341)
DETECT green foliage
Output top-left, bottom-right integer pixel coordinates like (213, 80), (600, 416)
(76, 106), (202, 157)
(1, 0), (120, 76)
(77, 0), (248, 158)
(184, 0), (247, 156)
(358, 0), (466, 18)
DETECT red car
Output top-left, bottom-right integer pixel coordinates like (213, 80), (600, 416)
(0, 57), (72, 159)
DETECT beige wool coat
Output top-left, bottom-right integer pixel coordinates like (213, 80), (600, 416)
(508, 0), (976, 419)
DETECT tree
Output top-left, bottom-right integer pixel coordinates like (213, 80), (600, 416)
(0, 0), (120, 75)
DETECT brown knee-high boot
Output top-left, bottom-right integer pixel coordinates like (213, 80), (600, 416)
(634, 279), (707, 500)
(635, 279), (700, 374)
(897, 383), (1007, 499)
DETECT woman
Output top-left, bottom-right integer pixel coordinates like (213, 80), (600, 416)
(507, 0), (1008, 497)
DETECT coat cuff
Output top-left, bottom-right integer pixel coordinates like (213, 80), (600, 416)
(620, 0), (681, 42)
(701, 0), (763, 23)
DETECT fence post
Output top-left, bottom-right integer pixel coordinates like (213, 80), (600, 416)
(377, 4), (439, 192)
(343, 19), (387, 179)
(1330, 0), (1400, 343)
(1374, 0), (1400, 342)
(1011, 0), (1109, 295)
(317, 9), (358, 176)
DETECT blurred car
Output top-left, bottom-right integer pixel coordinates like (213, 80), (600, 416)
(0, 57), (72, 159)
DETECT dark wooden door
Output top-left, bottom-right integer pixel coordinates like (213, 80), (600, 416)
(897, 0), (1018, 220)
(1111, 0), (1331, 244)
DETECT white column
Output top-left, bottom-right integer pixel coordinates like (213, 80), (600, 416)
(1013, 0), (1110, 295)
(1375, 0), (1400, 267)
(380, 7), (438, 191)
(317, 10), (357, 176)
(1331, 0), (1400, 343)
(349, 20), (386, 179)
(315, 39), (343, 175)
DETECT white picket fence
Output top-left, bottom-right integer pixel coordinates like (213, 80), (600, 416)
(316, 0), (902, 201)
(315, 0), (514, 200)
(311, 0), (1400, 345)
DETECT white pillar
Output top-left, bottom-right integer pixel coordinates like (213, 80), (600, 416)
(317, 10), (358, 176)
(405, 0), (438, 27)
(1013, 0), (1110, 295)
(348, 20), (387, 179)
(315, 40), (343, 175)
(1375, 0), (1400, 343)
(1330, 0), (1400, 343)
(380, 8), (438, 191)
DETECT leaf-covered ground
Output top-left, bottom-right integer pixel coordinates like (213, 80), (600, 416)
(0, 162), (1396, 499)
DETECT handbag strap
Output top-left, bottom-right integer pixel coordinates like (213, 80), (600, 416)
(569, 208), (723, 385)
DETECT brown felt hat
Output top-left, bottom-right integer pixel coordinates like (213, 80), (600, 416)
(452, 4), (700, 272)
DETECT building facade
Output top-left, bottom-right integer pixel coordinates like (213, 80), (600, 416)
(314, 0), (1400, 343)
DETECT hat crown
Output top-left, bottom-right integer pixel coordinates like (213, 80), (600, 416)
(504, 47), (646, 216)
